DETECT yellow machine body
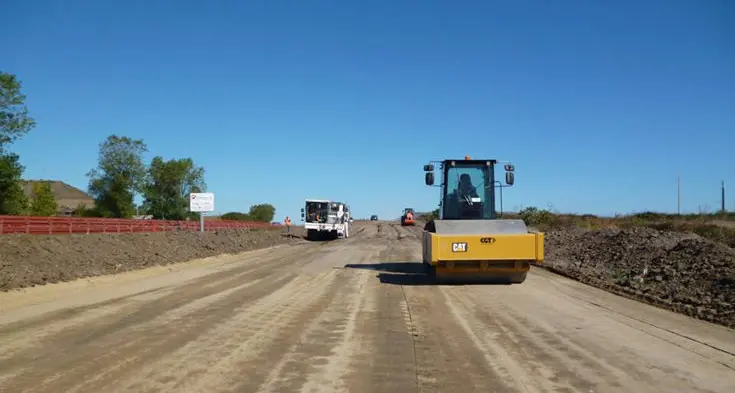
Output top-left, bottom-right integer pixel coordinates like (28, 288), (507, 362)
(421, 157), (544, 284)
(421, 221), (543, 283)
(423, 232), (544, 263)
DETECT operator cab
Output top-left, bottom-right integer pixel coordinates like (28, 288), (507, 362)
(423, 156), (514, 221)
(302, 201), (330, 223)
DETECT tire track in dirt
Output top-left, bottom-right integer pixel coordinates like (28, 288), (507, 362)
(0, 244), (333, 393)
(0, 244), (321, 364)
(0, 287), (169, 361)
(349, 222), (370, 238)
(403, 285), (513, 392)
(254, 267), (371, 393)
(2, 275), (297, 393)
(531, 268), (735, 367)
(387, 241), (515, 393)
(456, 276), (735, 393)
(117, 270), (346, 392)
(402, 224), (424, 241)
(389, 223), (404, 240)
(344, 223), (377, 244)
(441, 288), (596, 392)
(191, 232), (388, 392)
(340, 245), (418, 393)
(1, 243), (311, 324)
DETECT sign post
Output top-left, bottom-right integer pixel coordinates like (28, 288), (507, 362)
(189, 193), (215, 232)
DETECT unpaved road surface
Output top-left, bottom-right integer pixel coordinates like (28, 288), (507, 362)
(1, 222), (734, 393)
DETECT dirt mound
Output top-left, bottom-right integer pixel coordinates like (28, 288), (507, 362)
(0, 227), (305, 291)
(544, 227), (735, 328)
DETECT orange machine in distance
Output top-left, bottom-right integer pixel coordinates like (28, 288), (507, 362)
(401, 208), (415, 226)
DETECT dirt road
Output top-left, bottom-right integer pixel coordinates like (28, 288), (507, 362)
(1, 222), (733, 393)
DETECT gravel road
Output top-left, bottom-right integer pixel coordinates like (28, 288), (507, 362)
(1, 222), (733, 393)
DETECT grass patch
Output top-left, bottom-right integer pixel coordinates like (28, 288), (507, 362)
(513, 207), (735, 248)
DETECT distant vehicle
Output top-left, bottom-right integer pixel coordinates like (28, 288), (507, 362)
(301, 199), (351, 240)
(370, 215), (378, 221)
(400, 208), (415, 226)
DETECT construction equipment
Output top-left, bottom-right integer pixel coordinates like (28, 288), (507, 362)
(300, 199), (351, 240)
(421, 156), (544, 284)
(401, 208), (415, 226)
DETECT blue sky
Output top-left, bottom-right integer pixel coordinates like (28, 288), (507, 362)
(3, 0), (734, 221)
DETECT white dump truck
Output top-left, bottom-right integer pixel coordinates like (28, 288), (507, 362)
(301, 199), (351, 240)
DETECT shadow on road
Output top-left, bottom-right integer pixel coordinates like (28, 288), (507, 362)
(344, 262), (425, 274)
(343, 262), (517, 286)
(301, 235), (340, 242)
(343, 262), (435, 286)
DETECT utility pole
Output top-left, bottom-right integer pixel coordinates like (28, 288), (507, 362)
(677, 176), (681, 215)
(722, 181), (726, 213)
(494, 181), (504, 217)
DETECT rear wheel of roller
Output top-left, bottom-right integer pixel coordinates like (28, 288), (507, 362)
(508, 272), (528, 284)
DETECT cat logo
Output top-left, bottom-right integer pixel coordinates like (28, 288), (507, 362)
(452, 242), (468, 252)
(480, 237), (496, 244)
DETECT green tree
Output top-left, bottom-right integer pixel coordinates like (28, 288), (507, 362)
(72, 202), (101, 217)
(0, 152), (28, 214)
(87, 135), (148, 218)
(220, 212), (251, 221)
(420, 208), (440, 221)
(141, 156), (206, 220)
(0, 72), (35, 215)
(220, 205), (276, 222)
(247, 203), (276, 222)
(30, 181), (57, 216)
(0, 71), (36, 147)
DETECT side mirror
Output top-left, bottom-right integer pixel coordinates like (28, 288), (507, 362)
(425, 172), (435, 185)
(505, 171), (514, 185)
(300, 208), (304, 213)
(423, 164), (434, 172)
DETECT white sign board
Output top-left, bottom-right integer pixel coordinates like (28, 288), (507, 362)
(190, 192), (215, 212)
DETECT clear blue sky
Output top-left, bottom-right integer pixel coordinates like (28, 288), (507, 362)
(3, 0), (734, 221)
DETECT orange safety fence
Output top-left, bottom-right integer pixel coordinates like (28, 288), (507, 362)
(0, 215), (279, 235)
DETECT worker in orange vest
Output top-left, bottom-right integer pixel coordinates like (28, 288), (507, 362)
(284, 216), (291, 234)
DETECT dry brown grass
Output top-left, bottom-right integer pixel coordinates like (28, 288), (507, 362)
(510, 208), (735, 248)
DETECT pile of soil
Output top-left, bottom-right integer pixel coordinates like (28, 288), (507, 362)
(0, 227), (305, 291)
(544, 227), (735, 328)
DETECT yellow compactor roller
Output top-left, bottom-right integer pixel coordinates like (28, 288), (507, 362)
(421, 156), (544, 284)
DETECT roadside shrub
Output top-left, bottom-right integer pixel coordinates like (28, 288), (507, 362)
(220, 212), (250, 221)
(519, 206), (556, 227)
